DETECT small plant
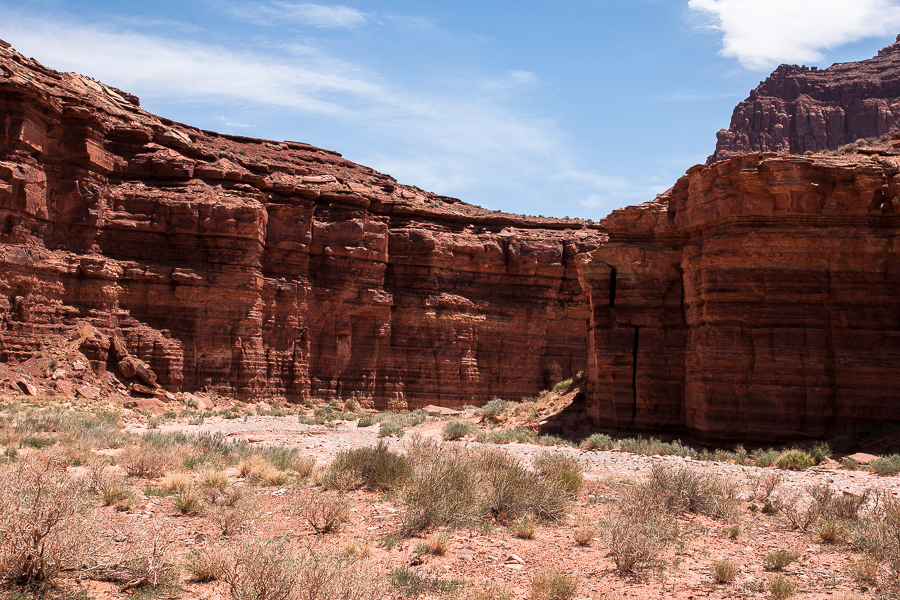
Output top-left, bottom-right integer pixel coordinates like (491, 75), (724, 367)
(390, 567), (462, 597)
(841, 457), (859, 470)
(322, 441), (411, 491)
(161, 471), (193, 494)
(357, 414), (375, 427)
(849, 555), (878, 587)
(711, 559), (738, 584)
(775, 451), (814, 471)
(870, 454), (900, 475)
(764, 549), (798, 571)
(605, 507), (674, 574)
(572, 521), (596, 546)
(99, 479), (132, 506)
(725, 525), (740, 539)
(174, 488), (201, 514)
(414, 533), (450, 556)
(510, 514), (537, 539)
(238, 455), (289, 486)
(185, 547), (222, 582)
(296, 491), (350, 534)
(768, 574), (797, 599)
(207, 487), (258, 536)
(121, 444), (173, 478)
(481, 398), (509, 420)
(752, 448), (780, 467)
(816, 517), (847, 544)
(378, 423), (405, 438)
(580, 433), (614, 451)
(441, 421), (474, 440)
(530, 568), (578, 600)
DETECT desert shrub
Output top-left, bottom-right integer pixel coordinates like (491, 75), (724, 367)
(199, 469), (229, 495)
(776, 450), (815, 470)
(808, 443), (832, 464)
(605, 492), (676, 574)
(725, 525), (740, 539)
(174, 488), (201, 514)
(639, 464), (738, 520)
(99, 479), (132, 506)
(841, 457), (859, 470)
(617, 437), (697, 458)
(161, 471), (193, 494)
(121, 444), (175, 478)
(750, 471), (783, 502)
(764, 549), (798, 571)
(295, 549), (382, 600)
(532, 451), (584, 493)
(291, 455), (316, 477)
(778, 485), (867, 533)
(476, 427), (537, 445)
(510, 514), (537, 539)
(481, 398), (509, 420)
(767, 574), (797, 599)
(816, 517), (848, 544)
(530, 568), (577, 600)
(86, 524), (178, 589)
(390, 566), (462, 598)
(238, 455), (288, 486)
(711, 559), (738, 583)
(357, 414), (375, 427)
(572, 521), (596, 546)
(186, 546), (223, 582)
(378, 423), (405, 438)
(414, 533), (450, 555)
(752, 448), (780, 467)
(468, 581), (514, 600)
(0, 454), (93, 584)
(323, 441), (411, 491)
(295, 491), (350, 534)
(849, 555), (879, 587)
(580, 433), (614, 451)
(207, 487), (258, 536)
(258, 446), (303, 472)
(478, 449), (573, 522)
(870, 454), (900, 476)
(402, 446), (482, 533)
(442, 421), (474, 440)
(212, 539), (297, 600)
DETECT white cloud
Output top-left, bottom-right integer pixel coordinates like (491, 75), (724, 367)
(226, 2), (367, 28)
(0, 9), (648, 218)
(689, 0), (900, 69)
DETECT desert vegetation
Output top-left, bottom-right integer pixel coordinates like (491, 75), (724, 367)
(0, 395), (899, 599)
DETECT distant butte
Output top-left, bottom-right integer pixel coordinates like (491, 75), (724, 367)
(710, 36), (900, 163)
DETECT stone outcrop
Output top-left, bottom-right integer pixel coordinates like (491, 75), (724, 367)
(578, 148), (900, 443)
(710, 37), (900, 163)
(0, 42), (603, 409)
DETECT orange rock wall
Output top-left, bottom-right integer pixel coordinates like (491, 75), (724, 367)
(0, 45), (602, 409)
(579, 153), (900, 443)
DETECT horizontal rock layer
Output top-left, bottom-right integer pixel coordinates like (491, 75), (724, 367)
(710, 38), (900, 163)
(0, 43), (602, 409)
(578, 151), (900, 443)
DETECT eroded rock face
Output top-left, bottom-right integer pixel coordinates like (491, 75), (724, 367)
(578, 151), (900, 443)
(710, 38), (900, 163)
(0, 42), (603, 408)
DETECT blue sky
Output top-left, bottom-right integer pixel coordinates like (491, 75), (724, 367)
(3, 0), (900, 219)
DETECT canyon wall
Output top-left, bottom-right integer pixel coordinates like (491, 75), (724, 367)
(0, 42), (602, 409)
(710, 37), (900, 163)
(578, 151), (900, 443)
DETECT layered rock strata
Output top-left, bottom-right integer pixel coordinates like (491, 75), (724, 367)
(0, 42), (602, 408)
(710, 37), (900, 163)
(578, 149), (900, 443)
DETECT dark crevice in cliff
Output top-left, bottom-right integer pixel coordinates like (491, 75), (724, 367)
(631, 326), (639, 422)
(609, 267), (617, 308)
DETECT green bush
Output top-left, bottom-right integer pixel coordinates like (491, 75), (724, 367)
(580, 433), (614, 451)
(775, 451), (814, 471)
(441, 421), (474, 440)
(357, 414), (375, 427)
(640, 463), (738, 520)
(752, 448), (780, 467)
(378, 423), (405, 438)
(324, 441), (412, 491)
(870, 454), (900, 475)
(481, 399), (509, 420)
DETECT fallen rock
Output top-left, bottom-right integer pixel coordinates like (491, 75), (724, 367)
(16, 379), (37, 396)
(76, 385), (101, 400)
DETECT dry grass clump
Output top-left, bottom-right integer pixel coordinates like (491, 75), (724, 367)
(469, 581), (514, 600)
(711, 559), (738, 583)
(767, 574), (797, 599)
(414, 532), (451, 555)
(203, 540), (381, 600)
(0, 453), (93, 584)
(86, 524), (178, 589)
(775, 450), (815, 471)
(532, 450), (584, 493)
(120, 443), (175, 478)
(161, 470), (193, 494)
(295, 491), (351, 534)
(207, 486), (259, 536)
(477, 448), (574, 523)
(572, 520), (596, 546)
(764, 549), (798, 571)
(604, 499), (676, 574)
(530, 568), (578, 600)
(777, 484), (867, 534)
(323, 441), (412, 491)
(510, 514), (538, 539)
(239, 455), (289, 486)
(442, 420), (475, 440)
(640, 463), (739, 520)
(849, 555), (879, 587)
(402, 444), (482, 533)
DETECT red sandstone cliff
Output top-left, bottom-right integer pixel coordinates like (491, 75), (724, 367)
(709, 36), (900, 163)
(0, 41), (603, 409)
(578, 144), (900, 443)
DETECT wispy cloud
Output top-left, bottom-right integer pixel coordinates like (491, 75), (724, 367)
(0, 8), (650, 217)
(689, 0), (900, 70)
(224, 1), (367, 28)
